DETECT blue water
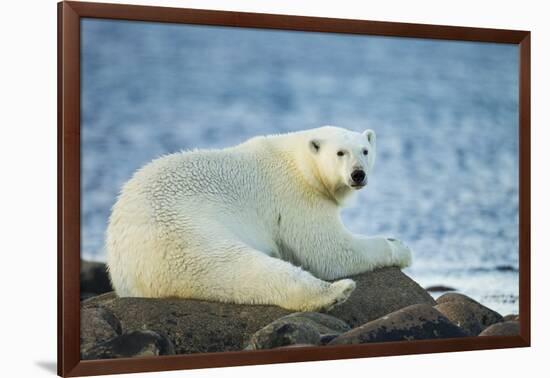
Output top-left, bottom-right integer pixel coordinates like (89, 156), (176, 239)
(81, 19), (519, 315)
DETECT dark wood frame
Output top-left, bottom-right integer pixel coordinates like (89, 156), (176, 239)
(58, 1), (531, 376)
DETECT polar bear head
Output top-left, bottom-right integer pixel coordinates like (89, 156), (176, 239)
(305, 126), (376, 203)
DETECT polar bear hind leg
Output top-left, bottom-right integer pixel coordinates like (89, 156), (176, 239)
(168, 243), (356, 312)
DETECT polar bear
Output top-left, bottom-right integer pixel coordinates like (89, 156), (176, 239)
(106, 126), (412, 312)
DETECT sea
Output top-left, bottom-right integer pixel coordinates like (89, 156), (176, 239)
(81, 19), (520, 315)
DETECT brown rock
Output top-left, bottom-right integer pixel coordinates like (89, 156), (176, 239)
(436, 293), (479, 306)
(82, 292), (290, 354)
(503, 314), (519, 321)
(479, 321), (520, 336)
(246, 320), (320, 350)
(435, 293), (503, 335)
(245, 312), (350, 350)
(328, 267), (436, 327)
(329, 304), (469, 345)
(425, 285), (457, 292)
(81, 267), (435, 353)
(82, 330), (175, 360)
(274, 344), (317, 349)
(80, 306), (121, 352)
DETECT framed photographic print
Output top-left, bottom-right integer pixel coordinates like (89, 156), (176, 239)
(58, 1), (530, 376)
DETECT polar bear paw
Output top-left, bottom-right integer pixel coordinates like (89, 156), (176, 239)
(387, 238), (413, 268)
(318, 279), (356, 312)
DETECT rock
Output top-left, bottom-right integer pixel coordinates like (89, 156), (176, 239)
(495, 265), (518, 272)
(81, 330), (175, 360)
(435, 292), (479, 306)
(328, 267), (436, 327)
(81, 267), (435, 353)
(81, 260), (113, 297)
(435, 293), (503, 335)
(503, 314), (519, 321)
(81, 292), (117, 305)
(329, 304), (469, 345)
(245, 312), (350, 350)
(246, 320), (320, 350)
(80, 307), (122, 352)
(290, 312), (351, 340)
(479, 321), (520, 336)
(82, 292), (290, 354)
(425, 285), (457, 292)
(434, 301), (503, 336)
(80, 292), (98, 301)
(274, 344), (317, 349)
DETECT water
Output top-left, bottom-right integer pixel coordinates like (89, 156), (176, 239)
(81, 19), (519, 315)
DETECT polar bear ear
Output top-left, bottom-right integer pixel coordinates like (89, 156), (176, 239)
(309, 139), (321, 154)
(363, 129), (376, 145)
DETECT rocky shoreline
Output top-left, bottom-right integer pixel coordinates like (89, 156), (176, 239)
(80, 260), (519, 359)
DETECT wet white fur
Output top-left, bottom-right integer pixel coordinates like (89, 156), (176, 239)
(106, 126), (412, 311)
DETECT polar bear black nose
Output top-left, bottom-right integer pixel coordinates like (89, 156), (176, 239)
(351, 169), (366, 184)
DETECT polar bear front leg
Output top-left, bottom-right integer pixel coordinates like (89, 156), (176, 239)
(300, 233), (413, 280)
(385, 238), (413, 268)
(289, 220), (413, 280)
(352, 236), (413, 269)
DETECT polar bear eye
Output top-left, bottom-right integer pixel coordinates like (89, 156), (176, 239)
(337, 151), (345, 157)
(363, 149), (369, 156)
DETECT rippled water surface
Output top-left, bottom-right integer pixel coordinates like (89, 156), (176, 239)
(81, 19), (519, 315)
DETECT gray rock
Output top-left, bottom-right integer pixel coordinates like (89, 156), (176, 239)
(503, 314), (519, 321)
(245, 312), (350, 350)
(81, 260), (113, 297)
(435, 293), (503, 335)
(328, 267), (436, 327)
(82, 330), (175, 360)
(329, 304), (469, 345)
(479, 321), (520, 336)
(80, 307), (122, 352)
(81, 267), (435, 353)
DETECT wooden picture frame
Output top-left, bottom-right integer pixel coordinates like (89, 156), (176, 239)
(58, 1), (530, 376)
